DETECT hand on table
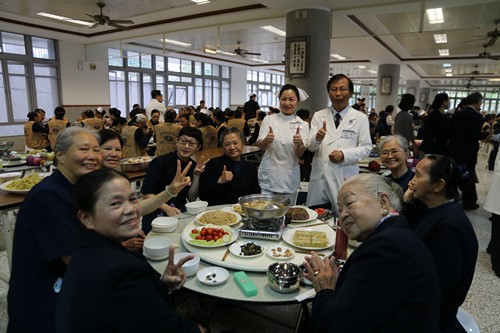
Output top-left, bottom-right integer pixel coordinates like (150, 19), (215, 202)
(122, 231), (146, 252)
(161, 246), (194, 291)
(303, 252), (340, 292)
(163, 205), (181, 216)
(328, 150), (344, 163)
(316, 121), (327, 141)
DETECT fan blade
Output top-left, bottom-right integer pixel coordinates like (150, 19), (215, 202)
(243, 52), (261, 56)
(85, 13), (96, 20)
(88, 23), (100, 29)
(108, 19), (134, 24)
(485, 37), (497, 47)
(489, 55), (500, 60)
(239, 53), (247, 58)
(108, 22), (130, 30)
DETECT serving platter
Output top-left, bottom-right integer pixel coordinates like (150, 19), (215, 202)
(1, 160), (26, 167)
(0, 173), (50, 194)
(282, 224), (336, 250)
(195, 210), (241, 227)
(287, 206), (319, 223)
(182, 223), (238, 248)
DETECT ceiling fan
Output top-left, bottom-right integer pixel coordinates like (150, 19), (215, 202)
(478, 45), (500, 61)
(86, 1), (134, 30)
(234, 41), (261, 58)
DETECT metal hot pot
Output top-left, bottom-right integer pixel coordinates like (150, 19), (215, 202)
(238, 193), (290, 221)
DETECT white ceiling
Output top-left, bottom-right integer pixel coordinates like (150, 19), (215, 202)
(0, 0), (499, 90)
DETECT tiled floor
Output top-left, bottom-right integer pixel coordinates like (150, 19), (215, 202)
(0, 153), (499, 333)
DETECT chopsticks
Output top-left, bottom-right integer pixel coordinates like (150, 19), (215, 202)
(221, 248), (230, 261)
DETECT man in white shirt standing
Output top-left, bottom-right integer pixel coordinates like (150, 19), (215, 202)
(145, 90), (167, 122)
(306, 74), (372, 212)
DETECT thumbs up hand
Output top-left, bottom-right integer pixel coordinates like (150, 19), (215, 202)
(218, 165), (233, 184)
(316, 121), (327, 141)
(263, 125), (275, 145)
(293, 126), (304, 148)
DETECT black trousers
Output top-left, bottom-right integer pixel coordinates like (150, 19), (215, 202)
(459, 162), (478, 208)
(490, 214), (500, 277)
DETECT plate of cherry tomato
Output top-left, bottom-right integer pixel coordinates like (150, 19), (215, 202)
(183, 224), (238, 248)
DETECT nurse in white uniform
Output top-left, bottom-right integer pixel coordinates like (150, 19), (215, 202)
(306, 74), (372, 212)
(256, 84), (310, 204)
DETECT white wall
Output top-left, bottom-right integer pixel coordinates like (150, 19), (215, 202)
(59, 41), (110, 105)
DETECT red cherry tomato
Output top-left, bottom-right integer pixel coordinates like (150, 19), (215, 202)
(205, 235), (213, 241)
(213, 235), (219, 241)
(191, 229), (198, 234)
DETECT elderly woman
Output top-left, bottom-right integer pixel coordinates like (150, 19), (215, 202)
(199, 127), (260, 205)
(141, 126), (207, 233)
(24, 109), (50, 150)
(406, 155), (478, 332)
(379, 134), (413, 191)
(303, 173), (440, 332)
(8, 127), (102, 332)
(256, 84), (310, 204)
(55, 169), (205, 332)
(121, 113), (153, 158)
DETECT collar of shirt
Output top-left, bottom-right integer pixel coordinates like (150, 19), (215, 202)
(330, 106), (349, 119)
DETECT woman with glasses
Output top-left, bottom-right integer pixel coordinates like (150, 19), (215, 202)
(256, 84), (310, 205)
(199, 127), (260, 205)
(379, 135), (413, 192)
(406, 155), (478, 332)
(140, 126), (206, 233)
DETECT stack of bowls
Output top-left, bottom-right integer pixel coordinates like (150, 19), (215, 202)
(267, 262), (303, 293)
(143, 238), (171, 260)
(151, 217), (178, 233)
(185, 200), (208, 215)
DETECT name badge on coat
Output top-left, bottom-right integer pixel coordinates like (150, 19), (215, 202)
(341, 129), (356, 139)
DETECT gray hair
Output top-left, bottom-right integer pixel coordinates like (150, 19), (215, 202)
(135, 114), (147, 124)
(220, 126), (245, 147)
(378, 134), (410, 152)
(54, 127), (100, 166)
(342, 173), (403, 211)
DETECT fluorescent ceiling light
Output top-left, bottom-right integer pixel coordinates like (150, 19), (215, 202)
(37, 12), (94, 26)
(438, 49), (449, 56)
(250, 58), (269, 63)
(367, 70), (377, 74)
(217, 50), (236, 56)
(433, 34), (447, 43)
(426, 8), (444, 24)
(191, 0), (210, 4)
(330, 53), (346, 60)
(358, 65), (366, 69)
(446, 73), (453, 77)
(161, 39), (191, 47)
(204, 48), (217, 54)
(444, 68), (452, 73)
(442, 63), (452, 67)
(261, 25), (286, 36)
(489, 78), (500, 82)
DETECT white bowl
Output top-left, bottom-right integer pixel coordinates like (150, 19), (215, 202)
(143, 238), (171, 259)
(197, 267), (229, 286)
(185, 200), (208, 215)
(174, 252), (200, 277)
(151, 217), (178, 233)
(0, 172), (22, 184)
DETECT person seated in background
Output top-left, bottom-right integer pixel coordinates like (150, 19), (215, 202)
(213, 109), (228, 146)
(81, 109), (104, 131)
(406, 154), (478, 332)
(24, 109), (50, 151)
(154, 109), (183, 157)
(247, 111), (266, 146)
(111, 116), (127, 134)
(140, 127), (207, 233)
(179, 114), (192, 128)
(121, 114), (153, 158)
(193, 112), (218, 150)
(199, 127), (260, 205)
(368, 112), (379, 144)
(377, 104), (395, 137)
(303, 173), (440, 333)
(55, 168), (206, 333)
(146, 109), (161, 131)
(47, 106), (71, 150)
(227, 109), (250, 138)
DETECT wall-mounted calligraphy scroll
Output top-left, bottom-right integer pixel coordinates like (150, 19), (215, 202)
(285, 36), (310, 78)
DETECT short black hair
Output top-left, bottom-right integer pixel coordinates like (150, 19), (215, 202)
(424, 154), (461, 200)
(178, 126), (203, 148)
(151, 90), (162, 99)
(99, 128), (123, 148)
(327, 74), (354, 92)
(398, 94), (416, 111)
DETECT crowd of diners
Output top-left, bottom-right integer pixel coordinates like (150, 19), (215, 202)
(7, 73), (498, 332)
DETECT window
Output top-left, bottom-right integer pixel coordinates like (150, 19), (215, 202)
(247, 70), (284, 111)
(0, 31), (59, 136)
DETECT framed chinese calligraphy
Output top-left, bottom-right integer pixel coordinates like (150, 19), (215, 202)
(380, 76), (392, 95)
(285, 36), (310, 78)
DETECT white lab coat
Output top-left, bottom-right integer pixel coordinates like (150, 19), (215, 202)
(306, 106), (372, 211)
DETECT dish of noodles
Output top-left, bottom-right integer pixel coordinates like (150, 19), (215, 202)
(0, 173), (46, 194)
(195, 210), (241, 227)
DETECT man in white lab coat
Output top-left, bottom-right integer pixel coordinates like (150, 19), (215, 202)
(306, 74), (372, 211)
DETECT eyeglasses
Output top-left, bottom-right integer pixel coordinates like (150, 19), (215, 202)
(178, 138), (198, 148)
(381, 149), (404, 157)
(329, 87), (350, 93)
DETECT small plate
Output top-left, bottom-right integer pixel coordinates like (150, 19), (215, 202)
(229, 241), (264, 258)
(183, 225), (238, 248)
(282, 225), (335, 250)
(197, 267), (229, 286)
(143, 252), (169, 261)
(1, 160), (26, 167)
(266, 245), (295, 260)
(287, 206), (319, 223)
(195, 210), (242, 227)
